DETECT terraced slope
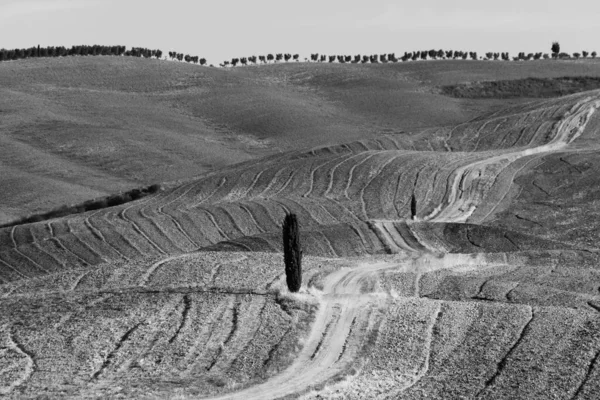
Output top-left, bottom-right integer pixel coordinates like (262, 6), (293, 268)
(1, 89), (600, 398)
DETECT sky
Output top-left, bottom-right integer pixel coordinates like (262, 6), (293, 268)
(0, 0), (598, 64)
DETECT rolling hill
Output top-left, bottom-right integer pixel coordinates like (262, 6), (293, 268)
(1, 57), (600, 399)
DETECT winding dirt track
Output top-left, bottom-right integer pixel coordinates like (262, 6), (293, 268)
(206, 96), (600, 399)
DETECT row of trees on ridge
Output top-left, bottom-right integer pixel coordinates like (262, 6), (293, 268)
(219, 43), (597, 67)
(219, 53), (300, 67)
(0, 45), (165, 62)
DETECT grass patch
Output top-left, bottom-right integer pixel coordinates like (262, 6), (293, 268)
(0, 183), (162, 228)
(441, 76), (600, 98)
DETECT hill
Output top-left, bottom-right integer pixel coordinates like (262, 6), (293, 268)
(3, 56), (600, 223)
(1, 58), (600, 399)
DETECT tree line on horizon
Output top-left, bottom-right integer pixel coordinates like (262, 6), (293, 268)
(1, 42), (597, 68)
(220, 43), (597, 67)
(168, 51), (207, 65)
(0, 45), (165, 62)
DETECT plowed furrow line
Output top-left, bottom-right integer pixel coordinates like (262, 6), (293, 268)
(216, 205), (253, 237)
(311, 305), (342, 360)
(180, 210), (225, 245)
(227, 299), (270, 372)
(241, 170), (265, 199)
(246, 200), (280, 230)
(70, 270), (91, 291)
(256, 166), (289, 199)
(476, 306), (535, 397)
(395, 222), (428, 252)
(238, 204), (268, 234)
(183, 296), (232, 374)
(396, 302), (443, 394)
(421, 153), (485, 220)
(350, 223), (374, 253)
(271, 169), (298, 197)
(287, 196), (338, 226)
(145, 206), (197, 251)
(138, 205), (186, 252)
(393, 159), (428, 218)
(12, 225), (35, 247)
(84, 213), (130, 262)
(0, 257), (27, 281)
(90, 321), (144, 381)
(139, 255), (180, 287)
(206, 296), (241, 372)
(162, 209), (212, 247)
(157, 182), (204, 246)
(525, 121), (552, 147)
(383, 223), (420, 254)
(360, 156), (410, 218)
(343, 153), (378, 201)
(474, 154), (546, 224)
(186, 177), (228, 208)
(118, 203), (167, 256)
(473, 119), (506, 151)
(168, 294), (192, 344)
(10, 227), (48, 274)
(26, 242), (65, 272)
(199, 208), (231, 242)
(305, 154), (355, 198)
(64, 220), (105, 264)
(359, 154), (404, 218)
(270, 199), (292, 217)
(0, 327), (35, 396)
(319, 231), (339, 257)
(463, 121), (491, 149)
(324, 153), (367, 199)
(319, 198), (363, 225)
(50, 236), (89, 267)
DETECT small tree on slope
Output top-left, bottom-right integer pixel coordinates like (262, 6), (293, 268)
(283, 213), (302, 292)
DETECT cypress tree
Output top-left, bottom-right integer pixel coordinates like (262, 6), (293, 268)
(282, 213), (302, 292)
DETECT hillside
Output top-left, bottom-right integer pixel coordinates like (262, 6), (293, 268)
(3, 56), (600, 223)
(1, 58), (600, 399)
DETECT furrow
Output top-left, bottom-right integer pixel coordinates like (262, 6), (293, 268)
(359, 154), (405, 218)
(168, 294), (192, 344)
(570, 348), (600, 400)
(206, 296), (241, 372)
(10, 226), (48, 274)
(0, 327), (36, 395)
(476, 306), (535, 397)
(335, 316), (358, 363)
(90, 321), (144, 380)
(118, 201), (167, 256)
(311, 306), (342, 360)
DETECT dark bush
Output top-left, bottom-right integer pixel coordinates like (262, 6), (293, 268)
(0, 184), (163, 229)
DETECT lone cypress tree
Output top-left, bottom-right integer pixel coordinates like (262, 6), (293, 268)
(282, 213), (302, 292)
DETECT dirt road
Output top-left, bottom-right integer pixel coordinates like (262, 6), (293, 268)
(207, 96), (600, 400)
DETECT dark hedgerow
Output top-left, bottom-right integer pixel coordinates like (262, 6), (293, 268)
(282, 213), (302, 292)
(0, 184), (163, 229)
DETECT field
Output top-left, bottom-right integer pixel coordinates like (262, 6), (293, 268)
(1, 57), (600, 399)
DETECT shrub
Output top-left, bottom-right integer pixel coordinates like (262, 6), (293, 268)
(282, 213), (302, 293)
(592, 51), (598, 58)
(0, 184), (163, 229)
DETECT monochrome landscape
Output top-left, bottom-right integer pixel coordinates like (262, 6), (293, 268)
(1, 46), (600, 399)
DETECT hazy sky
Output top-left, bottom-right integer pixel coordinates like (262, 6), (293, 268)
(0, 0), (598, 64)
